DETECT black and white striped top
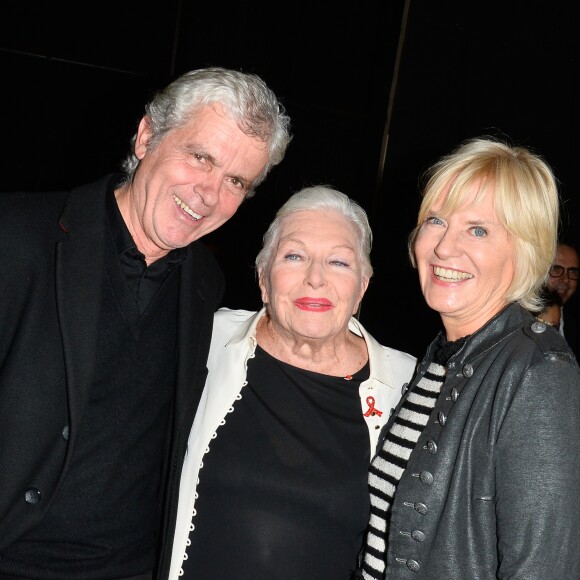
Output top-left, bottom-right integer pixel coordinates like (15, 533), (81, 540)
(358, 335), (467, 580)
(359, 361), (446, 579)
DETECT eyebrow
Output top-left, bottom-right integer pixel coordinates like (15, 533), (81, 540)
(189, 145), (254, 190)
(278, 238), (356, 252)
(462, 215), (502, 227)
(210, 157), (254, 190)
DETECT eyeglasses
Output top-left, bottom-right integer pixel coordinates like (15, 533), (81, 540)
(549, 265), (580, 280)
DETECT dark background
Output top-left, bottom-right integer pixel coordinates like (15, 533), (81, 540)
(2, 0), (578, 358)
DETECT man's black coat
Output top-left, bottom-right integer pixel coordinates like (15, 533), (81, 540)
(0, 175), (224, 578)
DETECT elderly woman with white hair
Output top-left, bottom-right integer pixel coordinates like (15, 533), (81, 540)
(168, 185), (417, 579)
(357, 137), (580, 580)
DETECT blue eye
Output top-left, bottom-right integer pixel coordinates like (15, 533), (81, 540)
(472, 226), (487, 237)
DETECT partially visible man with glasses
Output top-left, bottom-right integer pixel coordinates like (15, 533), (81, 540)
(547, 242), (580, 355)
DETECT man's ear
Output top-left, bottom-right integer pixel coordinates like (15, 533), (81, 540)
(134, 116), (153, 160)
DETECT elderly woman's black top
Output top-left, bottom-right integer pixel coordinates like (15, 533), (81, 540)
(181, 345), (370, 579)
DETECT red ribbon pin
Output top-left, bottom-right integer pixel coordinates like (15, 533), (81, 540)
(363, 396), (383, 417)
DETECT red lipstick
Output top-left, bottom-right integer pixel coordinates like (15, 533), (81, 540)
(294, 297), (333, 312)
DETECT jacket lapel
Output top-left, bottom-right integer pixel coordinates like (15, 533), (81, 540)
(55, 176), (111, 421)
(173, 245), (217, 431)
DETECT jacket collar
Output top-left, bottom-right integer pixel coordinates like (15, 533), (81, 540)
(427, 303), (534, 368)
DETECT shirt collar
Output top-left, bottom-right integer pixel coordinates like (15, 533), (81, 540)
(106, 180), (188, 264)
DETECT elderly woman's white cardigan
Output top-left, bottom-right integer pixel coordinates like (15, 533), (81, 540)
(169, 307), (417, 579)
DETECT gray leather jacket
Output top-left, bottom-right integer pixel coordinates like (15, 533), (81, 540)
(373, 303), (580, 579)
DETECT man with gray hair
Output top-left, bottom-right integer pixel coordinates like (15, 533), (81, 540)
(0, 67), (291, 580)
